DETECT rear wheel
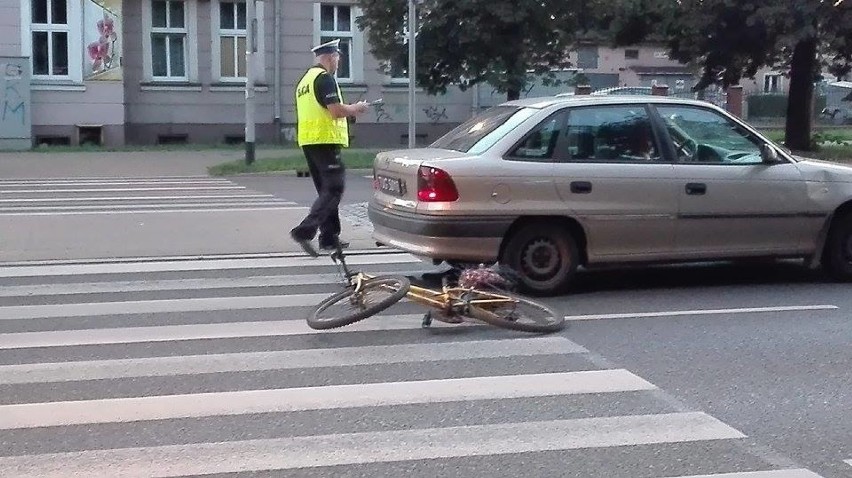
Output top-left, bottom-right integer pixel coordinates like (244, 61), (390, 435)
(308, 275), (411, 330)
(822, 211), (852, 281)
(466, 292), (565, 333)
(501, 222), (579, 296)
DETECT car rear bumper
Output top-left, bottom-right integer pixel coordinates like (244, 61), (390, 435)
(368, 202), (507, 262)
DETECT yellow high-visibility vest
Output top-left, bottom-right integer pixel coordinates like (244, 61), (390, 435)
(295, 67), (349, 147)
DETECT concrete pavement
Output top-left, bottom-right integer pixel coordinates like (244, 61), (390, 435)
(0, 149), (383, 262)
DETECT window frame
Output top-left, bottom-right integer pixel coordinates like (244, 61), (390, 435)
(142, 0), (198, 83)
(502, 110), (571, 163)
(21, 0), (83, 83)
(213, 0), (248, 82)
(554, 104), (669, 164)
(763, 73), (783, 93)
(387, 14), (409, 84)
(313, 3), (364, 84)
(649, 103), (789, 166)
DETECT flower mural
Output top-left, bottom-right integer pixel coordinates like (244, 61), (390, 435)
(87, 13), (118, 72)
(84, 0), (122, 80)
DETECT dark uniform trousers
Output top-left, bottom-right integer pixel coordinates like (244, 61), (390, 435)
(291, 144), (345, 246)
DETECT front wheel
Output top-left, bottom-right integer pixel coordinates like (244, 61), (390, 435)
(822, 212), (852, 281)
(466, 292), (565, 333)
(308, 275), (411, 330)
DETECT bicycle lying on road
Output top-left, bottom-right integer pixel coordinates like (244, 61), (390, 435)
(306, 242), (566, 333)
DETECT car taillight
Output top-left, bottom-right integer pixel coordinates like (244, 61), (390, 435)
(417, 166), (459, 202)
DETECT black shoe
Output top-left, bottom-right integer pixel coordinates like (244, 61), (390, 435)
(290, 232), (318, 257)
(319, 239), (350, 251)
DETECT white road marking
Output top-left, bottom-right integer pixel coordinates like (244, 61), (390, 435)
(0, 370), (652, 429)
(0, 294), (338, 320)
(0, 194), (276, 203)
(565, 305), (839, 321)
(0, 201), (296, 211)
(0, 206), (309, 216)
(663, 470), (825, 478)
(0, 253), (420, 277)
(0, 337), (585, 384)
(0, 413), (744, 476)
(0, 316), (438, 349)
(2, 186), (246, 193)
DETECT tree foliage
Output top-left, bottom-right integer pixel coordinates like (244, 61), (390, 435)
(355, 0), (587, 100)
(596, 0), (852, 150)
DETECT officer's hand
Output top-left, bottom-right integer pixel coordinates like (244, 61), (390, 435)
(354, 101), (370, 114)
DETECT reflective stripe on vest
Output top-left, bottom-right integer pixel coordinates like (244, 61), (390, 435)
(295, 67), (349, 147)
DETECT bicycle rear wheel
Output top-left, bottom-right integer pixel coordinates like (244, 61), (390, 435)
(308, 275), (411, 330)
(466, 291), (565, 333)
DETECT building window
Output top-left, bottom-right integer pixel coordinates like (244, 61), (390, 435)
(30, 0), (70, 77)
(577, 47), (598, 69)
(624, 49), (639, 60)
(764, 74), (782, 93)
(314, 4), (363, 82)
(150, 0), (188, 79)
(217, 1), (247, 79)
(388, 16), (409, 83)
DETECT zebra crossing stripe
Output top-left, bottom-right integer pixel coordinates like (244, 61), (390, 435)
(0, 370), (655, 429)
(0, 253), (419, 277)
(0, 294), (346, 320)
(0, 316), (455, 349)
(0, 274), (364, 296)
(664, 470), (824, 478)
(0, 412), (744, 477)
(0, 337), (585, 384)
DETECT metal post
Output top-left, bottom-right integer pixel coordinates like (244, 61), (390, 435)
(407, 0), (416, 148)
(245, 0), (257, 164)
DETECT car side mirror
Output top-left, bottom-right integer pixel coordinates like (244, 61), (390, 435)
(761, 143), (779, 163)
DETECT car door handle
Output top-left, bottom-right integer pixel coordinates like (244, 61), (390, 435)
(685, 183), (706, 195)
(570, 181), (592, 194)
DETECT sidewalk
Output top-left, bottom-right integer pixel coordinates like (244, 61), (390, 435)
(0, 149), (388, 263)
(0, 149), (285, 178)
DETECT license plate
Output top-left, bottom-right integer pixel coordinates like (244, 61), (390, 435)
(376, 175), (405, 196)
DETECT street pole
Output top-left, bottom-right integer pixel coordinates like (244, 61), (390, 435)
(245, 0), (257, 164)
(407, 0), (416, 149)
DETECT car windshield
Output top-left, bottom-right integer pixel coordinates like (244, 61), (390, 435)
(430, 106), (537, 153)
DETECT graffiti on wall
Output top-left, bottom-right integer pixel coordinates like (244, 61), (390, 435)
(84, 0), (122, 80)
(423, 106), (447, 124)
(0, 57), (31, 142)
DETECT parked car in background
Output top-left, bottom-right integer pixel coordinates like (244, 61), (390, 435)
(556, 86), (653, 98)
(368, 95), (852, 295)
(820, 81), (852, 124)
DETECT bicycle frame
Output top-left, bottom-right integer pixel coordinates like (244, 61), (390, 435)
(329, 247), (516, 318)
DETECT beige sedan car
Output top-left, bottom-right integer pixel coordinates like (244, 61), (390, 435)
(368, 95), (852, 295)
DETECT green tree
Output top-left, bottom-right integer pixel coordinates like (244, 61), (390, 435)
(355, 0), (586, 100)
(598, 0), (852, 151)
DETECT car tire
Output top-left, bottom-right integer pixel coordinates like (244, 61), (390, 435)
(501, 222), (579, 296)
(822, 211), (852, 281)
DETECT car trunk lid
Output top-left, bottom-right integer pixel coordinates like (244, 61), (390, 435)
(371, 148), (468, 211)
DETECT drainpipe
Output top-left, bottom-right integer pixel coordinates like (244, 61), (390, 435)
(273, 0), (282, 143)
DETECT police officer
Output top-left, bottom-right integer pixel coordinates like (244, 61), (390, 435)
(290, 38), (369, 256)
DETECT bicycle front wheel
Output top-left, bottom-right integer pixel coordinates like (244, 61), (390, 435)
(466, 291), (565, 333)
(308, 275), (411, 330)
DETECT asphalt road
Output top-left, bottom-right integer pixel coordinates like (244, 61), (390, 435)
(0, 251), (849, 477)
(0, 168), (849, 477)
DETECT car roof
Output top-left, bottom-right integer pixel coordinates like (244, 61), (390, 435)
(501, 95), (720, 110)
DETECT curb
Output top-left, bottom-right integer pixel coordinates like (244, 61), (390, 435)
(213, 168), (373, 178)
(0, 247), (403, 267)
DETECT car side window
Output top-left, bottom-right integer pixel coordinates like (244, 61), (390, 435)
(655, 106), (764, 164)
(563, 106), (662, 162)
(506, 113), (565, 161)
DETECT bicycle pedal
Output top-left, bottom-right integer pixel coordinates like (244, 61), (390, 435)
(421, 312), (432, 328)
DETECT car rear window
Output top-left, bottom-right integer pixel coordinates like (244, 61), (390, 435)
(430, 106), (537, 153)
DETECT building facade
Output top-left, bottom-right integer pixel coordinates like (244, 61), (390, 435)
(1, 0), (789, 150)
